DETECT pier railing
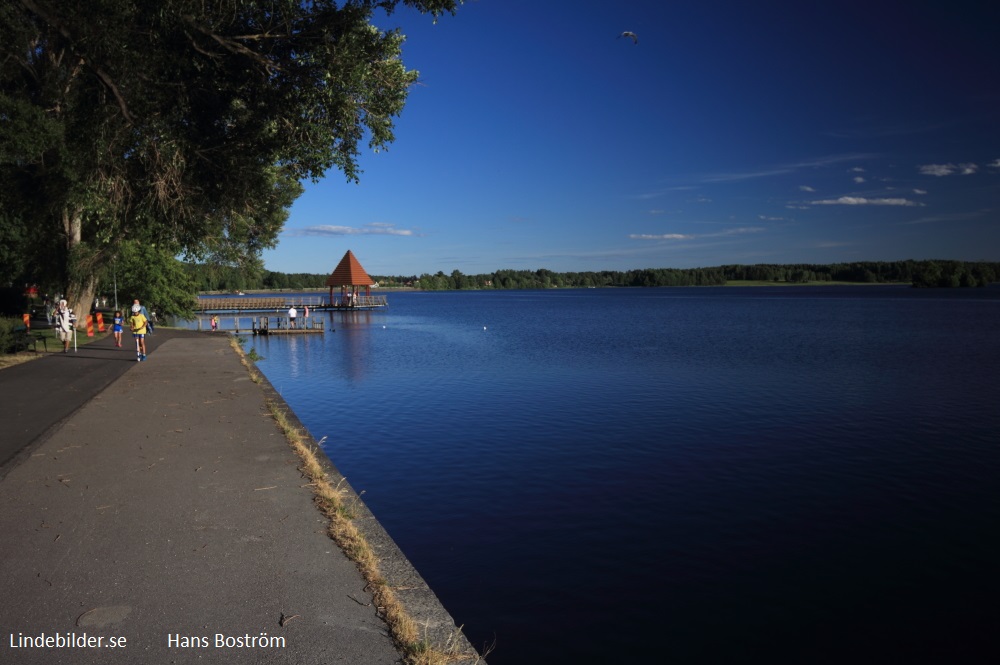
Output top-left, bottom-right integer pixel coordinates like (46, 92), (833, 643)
(195, 294), (387, 312)
(331, 295), (387, 308)
(195, 316), (326, 333)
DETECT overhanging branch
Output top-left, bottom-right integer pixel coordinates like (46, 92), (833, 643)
(17, 0), (135, 124)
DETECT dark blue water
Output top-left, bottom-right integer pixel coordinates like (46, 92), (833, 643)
(232, 287), (1000, 664)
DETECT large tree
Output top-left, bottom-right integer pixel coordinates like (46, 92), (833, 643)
(0, 0), (458, 317)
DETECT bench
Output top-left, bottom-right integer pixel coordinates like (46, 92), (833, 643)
(13, 327), (48, 353)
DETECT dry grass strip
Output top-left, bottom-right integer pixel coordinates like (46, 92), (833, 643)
(229, 337), (481, 665)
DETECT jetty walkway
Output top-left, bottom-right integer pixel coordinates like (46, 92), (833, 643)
(0, 329), (479, 664)
(196, 295), (388, 313)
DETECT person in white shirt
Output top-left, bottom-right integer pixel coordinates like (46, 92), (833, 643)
(54, 299), (76, 352)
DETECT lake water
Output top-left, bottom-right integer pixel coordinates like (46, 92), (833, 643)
(219, 286), (1000, 664)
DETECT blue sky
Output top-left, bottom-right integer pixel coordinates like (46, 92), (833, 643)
(262, 0), (1000, 277)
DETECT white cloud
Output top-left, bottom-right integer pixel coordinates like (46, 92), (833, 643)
(850, 167), (866, 172)
(989, 159), (1000, 168)
(913, 188), (927, 195)
(629, 227), (764, 241)
(289, 223), (415, 237)
(853, 176), (866, 183)
(799, 185), (816, 192)
(810, 196), (924, 207)
(715, 226), (765, 236)
(898, 210), (987, 225)
(692, 153), (877, 184)
(919, 162), (978, 176)
(920, 164), (955, 176)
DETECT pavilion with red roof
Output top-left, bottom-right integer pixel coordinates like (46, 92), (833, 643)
(325, 250), (385, 308)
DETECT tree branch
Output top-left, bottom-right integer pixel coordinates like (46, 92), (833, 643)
(181, 15), (283, 75)
(17, 0), (135, 124)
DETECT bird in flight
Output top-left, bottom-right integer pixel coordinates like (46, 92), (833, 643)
(618, 31), (638, 45)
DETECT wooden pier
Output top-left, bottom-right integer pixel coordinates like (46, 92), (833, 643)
(197, 315), (328, 335)
(195, 294), (387, 313)
(197, 251), (387, 317)
(251, 317), (326, 336)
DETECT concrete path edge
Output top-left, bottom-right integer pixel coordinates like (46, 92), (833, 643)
(246, 348), (485, 663)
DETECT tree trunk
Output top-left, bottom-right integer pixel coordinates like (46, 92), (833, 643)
(62, 207), (98, 326)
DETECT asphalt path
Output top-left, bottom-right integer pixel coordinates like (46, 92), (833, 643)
(1, 327), (180, 475)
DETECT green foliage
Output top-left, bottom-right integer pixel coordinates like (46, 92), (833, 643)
(911, 260), (996, 288)
(723, 260), (999, 288)
(109, 241), (198, 319)
(0, 317), (25, 354)
(0, 0), (461, 313)
(411, 260), (998, 290)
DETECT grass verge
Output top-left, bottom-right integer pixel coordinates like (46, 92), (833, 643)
(228, 336), (482, 665)
(0, 351), (41, 371)
(0, 327), (107, 371)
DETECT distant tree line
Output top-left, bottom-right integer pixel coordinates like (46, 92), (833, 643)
(721, 260), (999, 287)
(183, 264), (333, 293)
(182, 260), (999, 293)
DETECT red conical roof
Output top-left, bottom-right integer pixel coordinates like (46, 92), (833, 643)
(325, 250), (374, 287)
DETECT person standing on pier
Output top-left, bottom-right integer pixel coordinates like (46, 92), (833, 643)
(288, 305), (297, 329)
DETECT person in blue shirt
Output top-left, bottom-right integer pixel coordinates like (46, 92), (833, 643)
(112, 310), (124, 347)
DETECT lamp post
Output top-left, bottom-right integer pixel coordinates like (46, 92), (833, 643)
(113, 259), (118, 312)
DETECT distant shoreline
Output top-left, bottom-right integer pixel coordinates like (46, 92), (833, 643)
(198, 286), (419, 295)
(198, 282), (913, 296)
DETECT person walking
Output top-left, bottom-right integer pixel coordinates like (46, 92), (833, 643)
(112, 310), (124, 347)
(129, 304), (150, 361)
(53, 299), (76, 353)
(288, 305), (297, 329)
(133, 299), (153, 335)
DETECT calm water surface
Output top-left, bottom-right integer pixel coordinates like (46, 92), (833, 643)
(230, 287), (1000, 664)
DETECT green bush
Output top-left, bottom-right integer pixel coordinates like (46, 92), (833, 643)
(0, 317), (26, 354)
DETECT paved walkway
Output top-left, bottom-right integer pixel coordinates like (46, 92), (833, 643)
(0, 330), (476, 664)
